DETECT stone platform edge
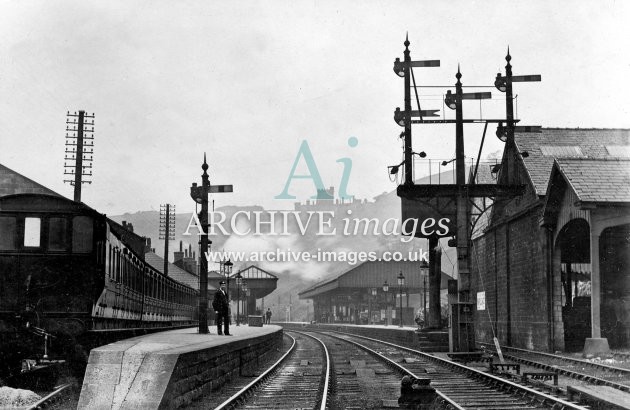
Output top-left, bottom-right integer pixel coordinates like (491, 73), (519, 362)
(78, 328), (283, 409)
(280, 323), (449, 352)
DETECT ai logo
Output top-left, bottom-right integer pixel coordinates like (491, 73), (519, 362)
(275, 137), (358, 200)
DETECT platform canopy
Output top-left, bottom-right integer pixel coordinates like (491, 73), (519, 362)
(298, 260), (451, 300)
(228, 265), (278, 299)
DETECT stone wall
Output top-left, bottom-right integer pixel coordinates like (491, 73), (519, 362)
(78, 329), (283, 409)
(472, 200), (555, 352)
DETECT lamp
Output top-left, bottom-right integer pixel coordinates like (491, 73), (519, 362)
(393, 58), (405, 77)
(382, 280), (389, 326)
(242, 281), (248, 323)
(494, 73), (507, 92)
(389, 162), (404, 175)
(224, 259), (233, 295)
(441, 158), (455, 166)
(444, 90), (457, 110)
(394, 107), (405, 126)
(235, 270), (242, 326)
(496, 123), (507, 142)
(397, 271), (405, 328)
(190, 183), (204, 204)
(369, 287), (377, 325)
(389, 151), (425, 176)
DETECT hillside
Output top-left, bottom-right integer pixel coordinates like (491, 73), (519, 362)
(110, 172), (462, 319)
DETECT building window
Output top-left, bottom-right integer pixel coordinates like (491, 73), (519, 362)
(0, 217), (17, 250)
(24, 217), (41, 247)
(72, 216), (93, 253)
(48, 217), (68, 251)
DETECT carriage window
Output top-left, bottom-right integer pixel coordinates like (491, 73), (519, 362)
(0, 217), (17, 250)
(48, 217), (68, 251)
(24, 218), (41, 247)
(72, 216), (93, 253)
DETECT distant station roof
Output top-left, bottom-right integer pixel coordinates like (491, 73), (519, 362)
(0, 163), (62, 198)
(298, 260), (451, 300)
(228, 265), (278, 299)
(515, 128), (630, 196)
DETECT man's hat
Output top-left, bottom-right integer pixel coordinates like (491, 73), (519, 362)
(219, 280), (226, 285)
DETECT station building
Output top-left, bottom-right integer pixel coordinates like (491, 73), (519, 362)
(471, 128), (630, 352)
(299, 260), (452, 326)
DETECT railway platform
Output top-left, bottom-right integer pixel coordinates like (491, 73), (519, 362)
(77, 324), (283, 409)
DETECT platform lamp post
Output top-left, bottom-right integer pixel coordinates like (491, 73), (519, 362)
(397, 271), (405, 328)
(235, 271), (243, 326)
(382, 280), (389, 326)
(244, 283), (250, 323)
(370, 288), (377, 325)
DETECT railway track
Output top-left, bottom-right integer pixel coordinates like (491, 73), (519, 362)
(477, 341), (630, 391)
(323, 331), (587, 409)
(210, 331), (329, 409)
(209, 328), (588, 409)
(24, 383), (73, 410)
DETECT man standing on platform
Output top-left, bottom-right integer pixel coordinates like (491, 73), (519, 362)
(213, 281), (231, 335)
(265, 308), (272, 324)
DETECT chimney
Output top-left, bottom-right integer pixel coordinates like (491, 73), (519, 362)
(173, 240), (185, 264)
(122, 221), (134, 233)
(144, 237), (152, 254)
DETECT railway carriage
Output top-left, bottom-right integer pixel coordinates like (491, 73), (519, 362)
(0, 193), (198, 382)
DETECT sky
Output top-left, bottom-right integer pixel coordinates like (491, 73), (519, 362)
(1, 1), (629, 216)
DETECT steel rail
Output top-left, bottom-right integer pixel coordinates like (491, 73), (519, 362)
(26, 383), (72, 410)
(476, 341), (630, 392)
(328, 330), (587, 409)
(213, 330), (331, 410)
(477, 341), (630, 376)
(213, 333), (297, 410)
(319, 331), (464, 409)
(290, 330), (331, 410)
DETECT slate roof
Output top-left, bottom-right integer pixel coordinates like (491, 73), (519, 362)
(144, 251), (216, 291)
(553, 158), (630, 203)
(514, 128), (630, 196)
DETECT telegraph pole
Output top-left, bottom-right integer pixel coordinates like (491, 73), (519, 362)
(159, 204), (176, 276)
(64, 110), (94, 202)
